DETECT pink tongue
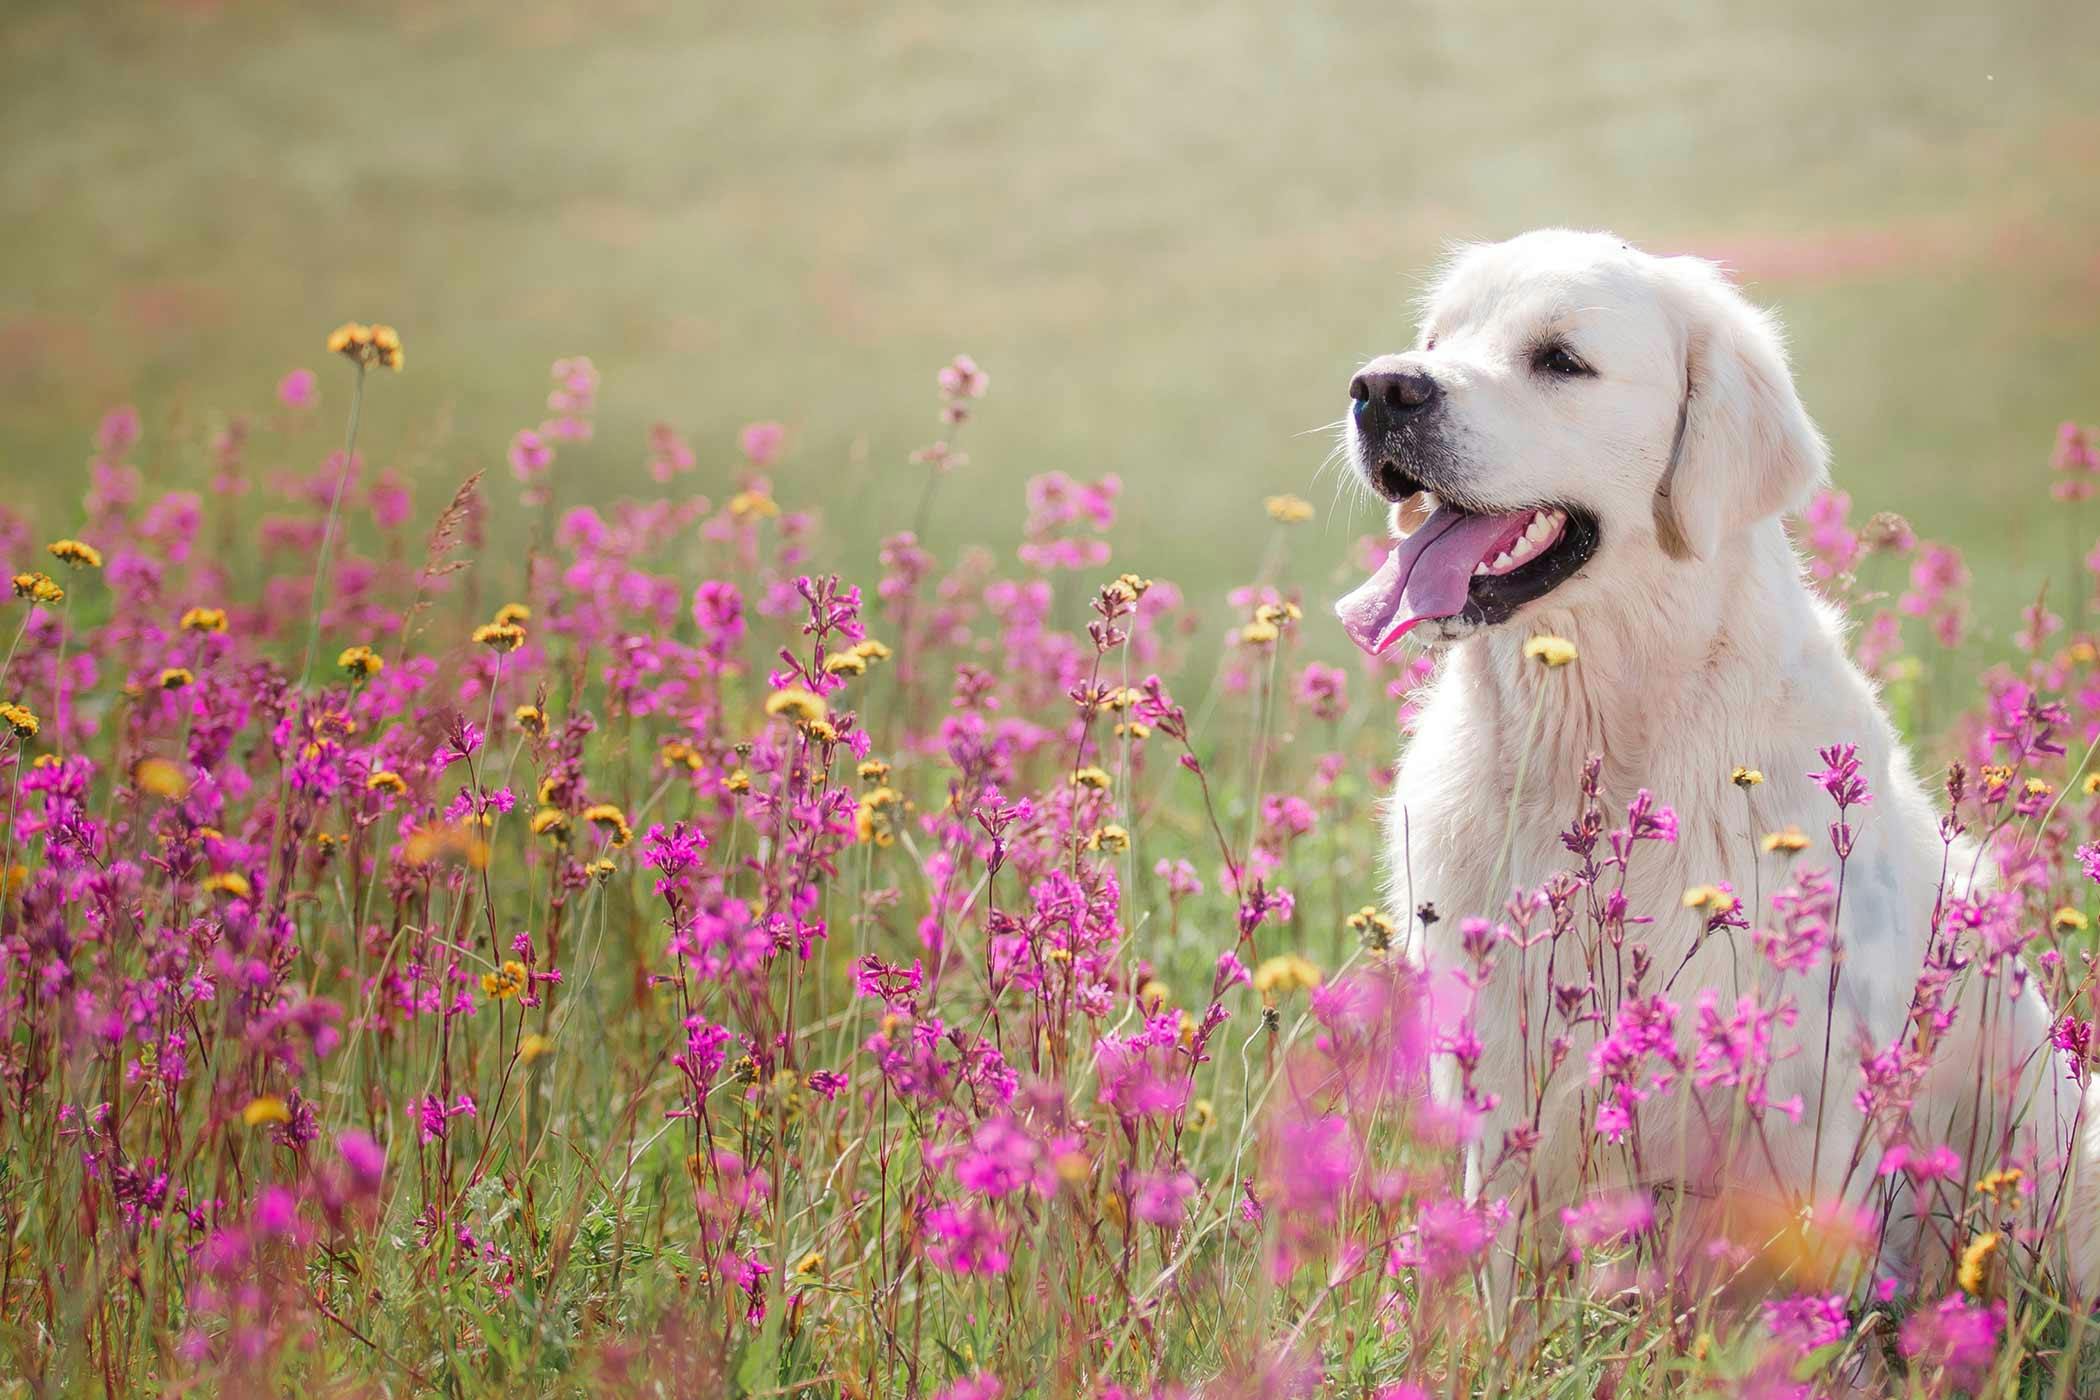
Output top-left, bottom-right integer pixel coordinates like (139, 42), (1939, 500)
(1335, 506), (1530, 655)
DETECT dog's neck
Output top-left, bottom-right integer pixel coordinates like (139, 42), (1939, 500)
(1439, 518), (1818, 799)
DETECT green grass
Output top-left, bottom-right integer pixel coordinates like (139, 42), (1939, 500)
(3, 0), (2099, 639)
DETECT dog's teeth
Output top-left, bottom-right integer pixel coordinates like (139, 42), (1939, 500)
(1492, 551), (1513, 571)
(1525, 517), (1551, 543)
(1473, 562), (1488, 576)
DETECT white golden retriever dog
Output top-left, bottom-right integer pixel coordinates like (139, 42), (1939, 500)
(1333, 228), (2100, 1287)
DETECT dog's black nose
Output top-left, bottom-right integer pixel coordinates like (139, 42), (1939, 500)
(1350, 369), (1440, 438)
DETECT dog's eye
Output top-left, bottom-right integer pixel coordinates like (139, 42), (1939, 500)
(1534, 343), (1593, 378)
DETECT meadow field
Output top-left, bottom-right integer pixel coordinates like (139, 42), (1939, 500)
(6, 1), (2100, 623)
(6, 3), (2100, 1397)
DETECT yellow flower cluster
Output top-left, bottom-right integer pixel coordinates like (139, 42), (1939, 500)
(179, 606), (229, 634)
(1239, 601), (1302, 646)
(583, 802), (632, 847)
(856, 786), (903, 846)
(1347, 905), (1398, 949)
(133, 757), (189, 799)
(1085, 824), (1130, 854)
(11, 572), (63, 605)
(367, 770), (408, 796)
(480, 959), (528, 1000)
(728, 489), (779, 520)
(1682, 884), (1738, 915)
(242, 1095), (291, 1128)
(0, 702), (38, 739)
(1761, 826), (1810, 854)
(531, 807), (570, 839)
(203, 871), (253, 899)
(1957, 1230), (2000, 1295)
(338, 644), (384, 681)
(1730, 766), (1764, 788)
(765, 686), (826, 723)
(46, 539), (103, 570)
(1264, 494), (1315, 524)
(515, 704), (548, 736)
(327, 321), (405, 371)
(824, 637), (893, 677)
(1253, 953), (1323, 997)
(473, 621), (527, 653)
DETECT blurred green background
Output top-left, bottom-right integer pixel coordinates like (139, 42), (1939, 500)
(4, 0), (2099, 643)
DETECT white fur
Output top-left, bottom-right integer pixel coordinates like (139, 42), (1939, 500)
(1358, 229), (2100, 1287)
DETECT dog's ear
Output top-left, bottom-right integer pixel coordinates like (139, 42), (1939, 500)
(1652, 258), (1829, 561)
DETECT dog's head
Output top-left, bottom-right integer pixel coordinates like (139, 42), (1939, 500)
(1335, 228), (1828, 652)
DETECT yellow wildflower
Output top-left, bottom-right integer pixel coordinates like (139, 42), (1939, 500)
(850, 638), (892, 663)
(1253, 953), (1323, 997)
(473, 621), (527, 653)
(1762, 826), (1811, 854)
(517, 1033), (554, 1065)
(585, 857), (617, 882)
(858, 759), (891, 784)
(2025, 778), (2054, 800)
(1188, 1099), (1216, 1132)
(514, 704), (547, 736)
(1523, 635), (1578, 667)
(337, 645), (383, 680)
(1138, 979), (1171, 1012)
(824, 652), (867, 677)
(12, 572), (64, 605)
(530, 807), (570, 839)
(723, 769), (752, 794)
(1264, 493), (1315, 524)
(1347, 905), (1399, 949)
(728, 489), (779, 520)
(661, 739), (702, 770)
(583, 803), (632, 846)
(2084, 773), (2100, 797)
(764, 687), (827, 725)
(0, 702), (38, 739)
(327, 321), (370, 355)
(156, 667), (195, 691)
(1683, 884), (1738, 915)
(856, 786), (903, 846)
(402, 824), (490, 869)
(241, 1095), (291, 1128)
(1087, 824), (1130, 854)
(2053, 906), (2088, 933)
(493, 602), (531, 627)
(480, 960), (528, 1000)
(179, 606), (228, 634)
(793, 1251), (824, 1277)
(133, 757), (189, 800)
(203, 871), (253, 899)
(1070, 766), (1112, 791)
(46, 539), (103, 570)
(1957, 1231), (2000, 1295)
(366, 770), (407, 796)
(1730, 766), (1765, 788)
(329, 321), (403, 371)
(1240, 619), (1280, 646)
(1975, 1166), (2026, 1200)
